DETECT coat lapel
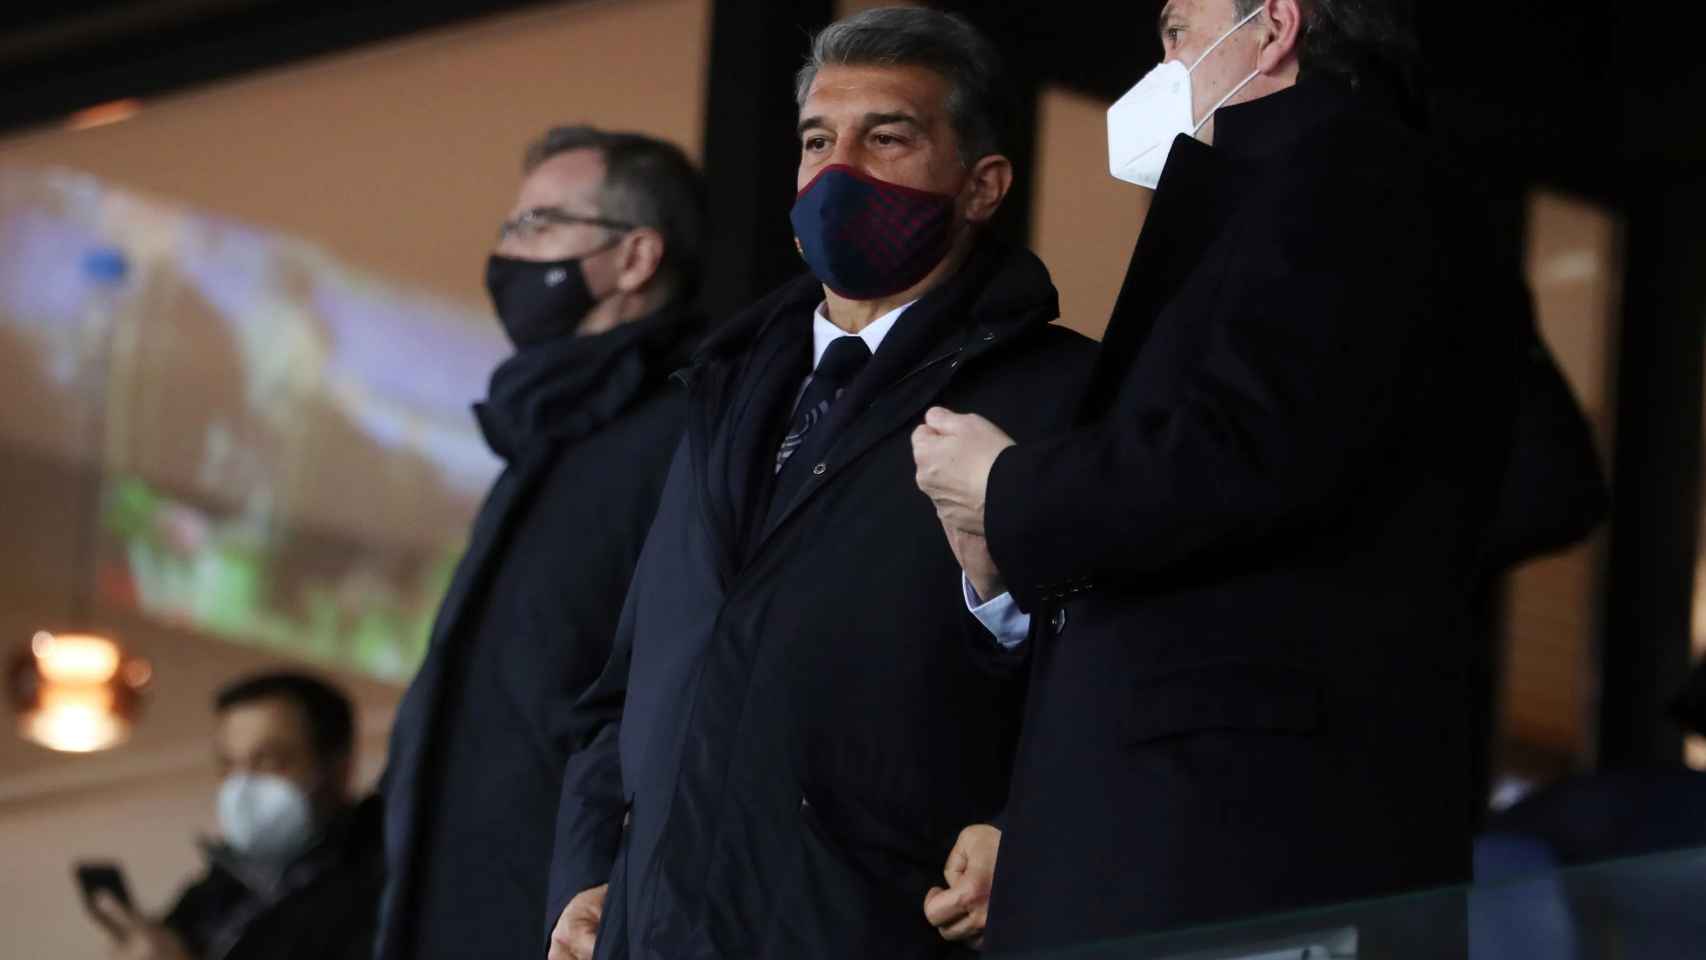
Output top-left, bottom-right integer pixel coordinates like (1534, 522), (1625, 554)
(691, 242), (1056, 571)
(754, 322), (1011, 553)
(1080, 135), (1243, 419)
(380, 446), (554, 912)
(755, 364), (943, 549)
(432, 455), (548, 647)
(680, 316), (811, 584)
(750, 243), (1056, 555)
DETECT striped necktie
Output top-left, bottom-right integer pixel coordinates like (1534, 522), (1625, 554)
(775, 334), (872, 473)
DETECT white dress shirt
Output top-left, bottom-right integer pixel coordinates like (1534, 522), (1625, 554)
(808, 301), (1031, 649)
(808, 299), (908, 373)
(962, 576), (1031, 649)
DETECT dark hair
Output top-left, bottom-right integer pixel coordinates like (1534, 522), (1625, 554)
(1235, 0), (1422, 117)
(796, 7), (1012, 166)
(524, 126), (706, 299)
(215, 671), (355, 765)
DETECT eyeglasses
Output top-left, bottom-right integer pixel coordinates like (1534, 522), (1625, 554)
(496, 206), (636, 244)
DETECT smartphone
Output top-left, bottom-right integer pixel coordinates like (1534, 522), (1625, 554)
(73, 861), (134, 937)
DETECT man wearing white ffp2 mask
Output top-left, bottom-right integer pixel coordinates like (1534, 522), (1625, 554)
(913, 0), (1518, 955)
(217, 772), (317, 863)
(1107, 2), (1273, 187)
(85, 672), (384, 960)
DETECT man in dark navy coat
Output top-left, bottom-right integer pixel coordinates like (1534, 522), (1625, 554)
(914, 0), (1524, 953)
(545, 9), (1095, 960)
(373, 126), (705, 960)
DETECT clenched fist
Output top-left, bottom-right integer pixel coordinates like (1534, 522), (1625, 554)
(922, 824), (1002, 949)
(911, 408), (1015, 537)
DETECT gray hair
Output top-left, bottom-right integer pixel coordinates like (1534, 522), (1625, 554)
(794, 7), (1009, 166)
(524, 125), (706, 298)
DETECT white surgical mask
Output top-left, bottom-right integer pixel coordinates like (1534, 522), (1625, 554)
(217, 773), (314, 861)
(1107, 6), (1265, 188)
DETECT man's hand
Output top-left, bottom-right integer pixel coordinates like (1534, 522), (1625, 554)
(922, 824), (1002, 949)
(911, 408), (1015, 537)
(944, 522), (1005, 601)
(90, 892), (191, 960)
(548, 884), (607, 960)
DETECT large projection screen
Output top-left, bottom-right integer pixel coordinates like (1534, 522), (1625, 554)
(1, 167), (506, 681)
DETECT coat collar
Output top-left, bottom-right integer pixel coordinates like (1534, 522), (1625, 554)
(1079, 133), (1239, 417)
(1078, 79), (1363, 418)
(1212, 76), (1360, 161)
(692, 237), (1059, 375)
(753, 242), (1052, 544)
(684, 239), (1061, 575)
(199, 795), (375, 898)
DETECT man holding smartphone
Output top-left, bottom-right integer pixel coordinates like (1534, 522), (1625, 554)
(84, 672), (382, 960)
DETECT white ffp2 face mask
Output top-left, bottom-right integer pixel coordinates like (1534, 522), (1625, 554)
(217, 773), (314, 861)
(1107, 6), (1264, 188)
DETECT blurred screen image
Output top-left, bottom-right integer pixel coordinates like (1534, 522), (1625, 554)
(0, 166), (505, 681)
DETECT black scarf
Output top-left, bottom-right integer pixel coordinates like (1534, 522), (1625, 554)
(473, 305), (699, 461)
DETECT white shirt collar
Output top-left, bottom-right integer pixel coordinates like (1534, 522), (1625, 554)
(811, 300), (916, 371)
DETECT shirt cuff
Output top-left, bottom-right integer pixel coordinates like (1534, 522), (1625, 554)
(962, 573), (1031, 649)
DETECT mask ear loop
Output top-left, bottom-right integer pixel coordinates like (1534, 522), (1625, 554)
(1187, 5), (1265, 73)
(1186, 6), (1268, 133)
(1193, 69), (1261, 134)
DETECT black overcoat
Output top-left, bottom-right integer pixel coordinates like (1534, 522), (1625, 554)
(547, 243), (1095, 960)
(374, 309), (696, 960)
(981, 81), (1525, 952)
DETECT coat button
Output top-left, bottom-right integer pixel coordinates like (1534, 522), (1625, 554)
(1051, 608), (1068, 635)
(812, 462), (827, 477)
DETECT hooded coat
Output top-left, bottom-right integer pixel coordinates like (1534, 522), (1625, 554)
(547, 242), (1095, 959)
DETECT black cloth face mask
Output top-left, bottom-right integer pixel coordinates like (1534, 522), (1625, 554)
(485, 250), (613, 348)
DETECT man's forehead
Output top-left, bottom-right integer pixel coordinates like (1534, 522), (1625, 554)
(517, 148), (605, 209)
(801, 63), (947, 121)
(217, 697), (307, 746)
(1160, 0), (1210, 26)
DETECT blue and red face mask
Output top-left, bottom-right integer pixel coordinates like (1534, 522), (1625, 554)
(789, 164), (957, 301)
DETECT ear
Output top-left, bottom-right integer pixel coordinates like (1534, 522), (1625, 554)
(961, 154), (1014, 225)
(1257, 0), (1304, 74)
(612, 227), (666, 294)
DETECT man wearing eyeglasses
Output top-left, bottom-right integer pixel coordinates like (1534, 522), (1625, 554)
(373, 126), (705, 960)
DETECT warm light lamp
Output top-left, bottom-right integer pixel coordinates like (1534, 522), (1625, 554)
(11, 243), (149, 753)
(9, 631), (151, 753)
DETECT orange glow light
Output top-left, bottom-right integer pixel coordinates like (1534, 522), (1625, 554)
(23, 687), (127, 753)
(33, 632), (122, 685)
(14, 631), (148, 753)
(65, 99), (142, 132)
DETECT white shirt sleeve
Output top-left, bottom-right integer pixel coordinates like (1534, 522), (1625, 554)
(962, 572), (1032, 649)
